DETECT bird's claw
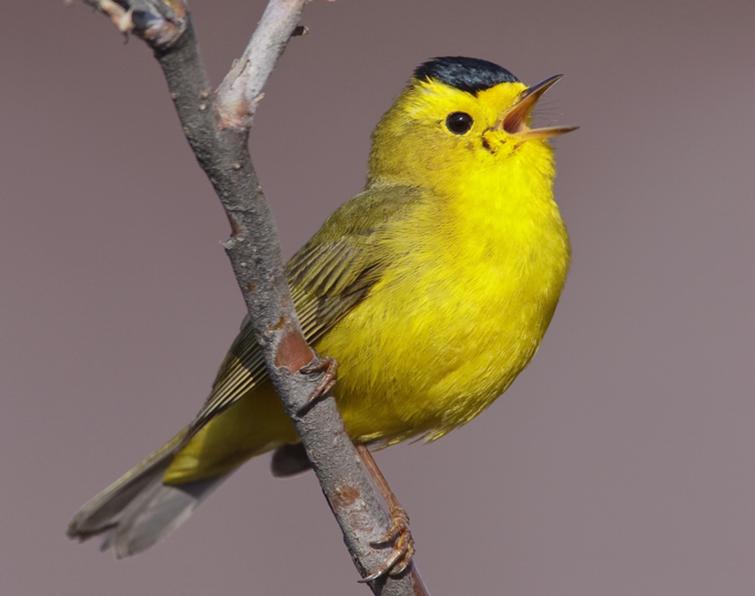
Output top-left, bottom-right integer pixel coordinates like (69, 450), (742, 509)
(359, 505), (415, 582)
(297, 356), (338, 416)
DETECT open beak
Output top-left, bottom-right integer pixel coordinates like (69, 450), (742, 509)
(499, 74), (578, 140)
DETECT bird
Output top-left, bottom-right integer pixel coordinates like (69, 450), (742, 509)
(67, 56), (575, 564)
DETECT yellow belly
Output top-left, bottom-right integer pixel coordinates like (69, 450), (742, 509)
(165, 193), (569, 484)
(323, 254), (561, 443)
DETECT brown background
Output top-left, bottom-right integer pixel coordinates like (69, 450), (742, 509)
(2, 1), (754, 594)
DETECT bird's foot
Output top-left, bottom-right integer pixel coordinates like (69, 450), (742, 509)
(297, 355), (338, 415)
(360, 504), (415, 582)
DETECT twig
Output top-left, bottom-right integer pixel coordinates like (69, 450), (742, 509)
(74, 1), (429, 594)
(215, 0), (305, 129)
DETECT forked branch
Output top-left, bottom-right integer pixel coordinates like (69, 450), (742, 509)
(74, 1), (429, 594)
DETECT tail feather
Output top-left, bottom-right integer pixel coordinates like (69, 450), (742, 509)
(104, 477), (223, 557)
(67, 430), (227, 556)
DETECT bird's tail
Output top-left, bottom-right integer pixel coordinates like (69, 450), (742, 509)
(66, 430), (228, 558)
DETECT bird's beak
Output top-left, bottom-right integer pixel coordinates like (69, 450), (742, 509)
(498, 74), (578, 140)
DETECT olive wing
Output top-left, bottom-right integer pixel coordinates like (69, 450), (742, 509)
(184, 186), (421, 436)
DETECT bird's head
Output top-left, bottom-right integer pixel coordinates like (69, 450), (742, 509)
(368, 57), (576, 189)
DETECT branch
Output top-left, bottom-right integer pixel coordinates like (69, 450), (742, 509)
(215, 0), (305, 129)
(76, 1), (429, 594)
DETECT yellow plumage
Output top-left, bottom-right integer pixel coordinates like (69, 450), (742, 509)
(68, 57), (573, 553)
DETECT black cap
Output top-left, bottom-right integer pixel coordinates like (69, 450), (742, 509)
(414, 57), (519, 95)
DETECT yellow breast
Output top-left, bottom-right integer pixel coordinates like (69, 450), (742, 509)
(319, 149), (570, 444)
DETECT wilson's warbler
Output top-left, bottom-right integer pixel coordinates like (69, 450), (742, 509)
(68, 56), (575, 558)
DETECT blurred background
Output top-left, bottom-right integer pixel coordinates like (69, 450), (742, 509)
(1, 1), (754, 594)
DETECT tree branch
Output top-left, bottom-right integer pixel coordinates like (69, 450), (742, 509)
(75, 1), (429, 594)
(215, 0), (305, 129)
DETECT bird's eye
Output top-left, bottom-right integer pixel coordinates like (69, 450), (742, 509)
(445, 112), (474, 135)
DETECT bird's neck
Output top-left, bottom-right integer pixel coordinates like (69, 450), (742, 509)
(367, 141), (568, 269)
(442, 146), (565, 260)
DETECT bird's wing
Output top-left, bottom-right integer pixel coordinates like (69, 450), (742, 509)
(184, 185), (421, 436)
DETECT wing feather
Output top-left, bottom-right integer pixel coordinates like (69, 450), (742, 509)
(184, 185), (421, 436)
